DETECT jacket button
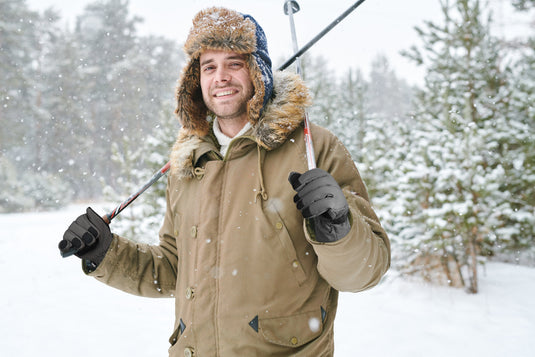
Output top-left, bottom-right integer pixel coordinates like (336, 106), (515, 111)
(290, 336), (298, 345)
(190, 225), (197, 238)
(275, 222), (283, 230)
(184, 347), (194, 357)
(292, 260), (299, 269)
(185, 287), (194, 300)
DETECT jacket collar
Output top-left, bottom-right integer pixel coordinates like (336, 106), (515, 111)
(170, 71), (311, 179)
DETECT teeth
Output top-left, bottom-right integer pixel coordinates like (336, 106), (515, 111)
(215, 90), (234, 97)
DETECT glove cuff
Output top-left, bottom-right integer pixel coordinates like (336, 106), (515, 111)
(83, 259), (99, 273)
(309, 212), (351, 243)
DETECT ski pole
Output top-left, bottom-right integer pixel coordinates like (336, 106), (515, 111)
(98, 1), (368, 224)
(60, 162), (171, 258)
(284, 0), (316, 169)
(279, 0), (367, 71)
(102, 161), (171, 224)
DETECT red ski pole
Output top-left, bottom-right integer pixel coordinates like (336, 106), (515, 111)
(102, 161), (171, 224)
(284, 0), (316, 169)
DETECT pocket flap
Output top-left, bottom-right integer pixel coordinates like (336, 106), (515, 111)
(260, 309), (323, 347)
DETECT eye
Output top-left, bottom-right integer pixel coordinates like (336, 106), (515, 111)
(230, 62), (244, 69)
(202, 65), (216, 73)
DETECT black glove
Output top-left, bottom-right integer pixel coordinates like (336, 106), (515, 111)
(288, 168), (350, 242)
(58, 207), (113, 266)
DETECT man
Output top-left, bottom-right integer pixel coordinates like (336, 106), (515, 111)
(59, 7), (390, 356)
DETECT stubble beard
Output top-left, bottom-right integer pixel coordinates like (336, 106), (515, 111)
(208, 97), (249, 122)
(204, 82), (254, 123)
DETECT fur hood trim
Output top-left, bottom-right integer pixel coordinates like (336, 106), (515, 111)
(170, 70), (311, 178)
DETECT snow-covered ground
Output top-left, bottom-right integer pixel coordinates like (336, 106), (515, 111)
(1, 205), (534, 356)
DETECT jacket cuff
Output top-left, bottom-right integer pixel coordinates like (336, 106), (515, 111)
(303, 207), (388, 292)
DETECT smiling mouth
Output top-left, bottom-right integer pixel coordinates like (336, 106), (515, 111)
(214, 89), (237, 98)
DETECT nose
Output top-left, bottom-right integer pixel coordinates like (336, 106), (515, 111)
(214, 67), (231, 84)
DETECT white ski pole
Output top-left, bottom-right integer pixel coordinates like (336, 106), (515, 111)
(284, 0), (317, 170)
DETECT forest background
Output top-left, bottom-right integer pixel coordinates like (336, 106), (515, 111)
(1, 0), (534, 293)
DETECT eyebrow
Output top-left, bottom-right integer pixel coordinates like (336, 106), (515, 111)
(200, 54), (247, 67)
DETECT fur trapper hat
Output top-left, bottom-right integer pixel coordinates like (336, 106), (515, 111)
(175, 7), (274, 136)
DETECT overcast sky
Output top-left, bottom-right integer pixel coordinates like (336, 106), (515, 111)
(27, 0), (530, 85)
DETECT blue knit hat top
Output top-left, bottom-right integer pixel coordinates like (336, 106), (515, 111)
(242, 13), (273, 109)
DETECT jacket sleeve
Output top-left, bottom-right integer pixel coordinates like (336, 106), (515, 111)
(305, 125), (391, 292)
(83, 179), (178, 298)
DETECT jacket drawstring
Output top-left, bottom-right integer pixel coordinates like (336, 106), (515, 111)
(255, 145), (268, 203)
(193, 167), (205, 180)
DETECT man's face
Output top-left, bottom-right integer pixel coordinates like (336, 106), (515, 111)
(199, 50), (254, 122)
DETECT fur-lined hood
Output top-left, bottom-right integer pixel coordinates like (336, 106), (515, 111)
(170, 70), (311, 178)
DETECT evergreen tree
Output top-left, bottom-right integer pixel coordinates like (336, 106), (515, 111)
(367, 54), (413, 121)
(0, 1), (73, 211)
(301, 55), (338, 127)
(360, 55), (414, 200)
(0, 0), (40, 163)
(336, 67), (369, 164)
(398, 0), (520, 293)
(504, 7), (535, 261)
(73, 0), (143, 196)
(68, 0), (180, 199)
(33, 9), (87, 200)
(512, 0), (535, 10)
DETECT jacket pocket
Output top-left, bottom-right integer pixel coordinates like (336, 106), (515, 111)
(263, 200), (308, 286)
(259, 309), (324, 348)
(168, 318), (187, 347)
(168, 326), (180, 347)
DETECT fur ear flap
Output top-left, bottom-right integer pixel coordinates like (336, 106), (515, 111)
(245, 56), (266, 125)
(253, 71), (311, 150)
(175, 58), (210, 137)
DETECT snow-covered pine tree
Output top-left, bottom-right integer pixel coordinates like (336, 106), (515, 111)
(502, 4), (535, 262)
(336, 67), (368, 165)
(397, 0), (515, 293)
(67, 0), (181, 200)
(0, 0), (40, 162)
(73, 0), (143, 197)
(367, 54), (413, 122)
(357, 55), (414, 201)
(300, 54), (339, 128)
(34, 9), (87, 201)
(0, 1), (73, 211)
(512, 0), (535, 10)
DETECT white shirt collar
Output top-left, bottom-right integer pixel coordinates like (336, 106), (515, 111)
(213, 118), (252, 156)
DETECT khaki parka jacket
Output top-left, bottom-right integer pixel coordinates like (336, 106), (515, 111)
(86, 72), (390, 356)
